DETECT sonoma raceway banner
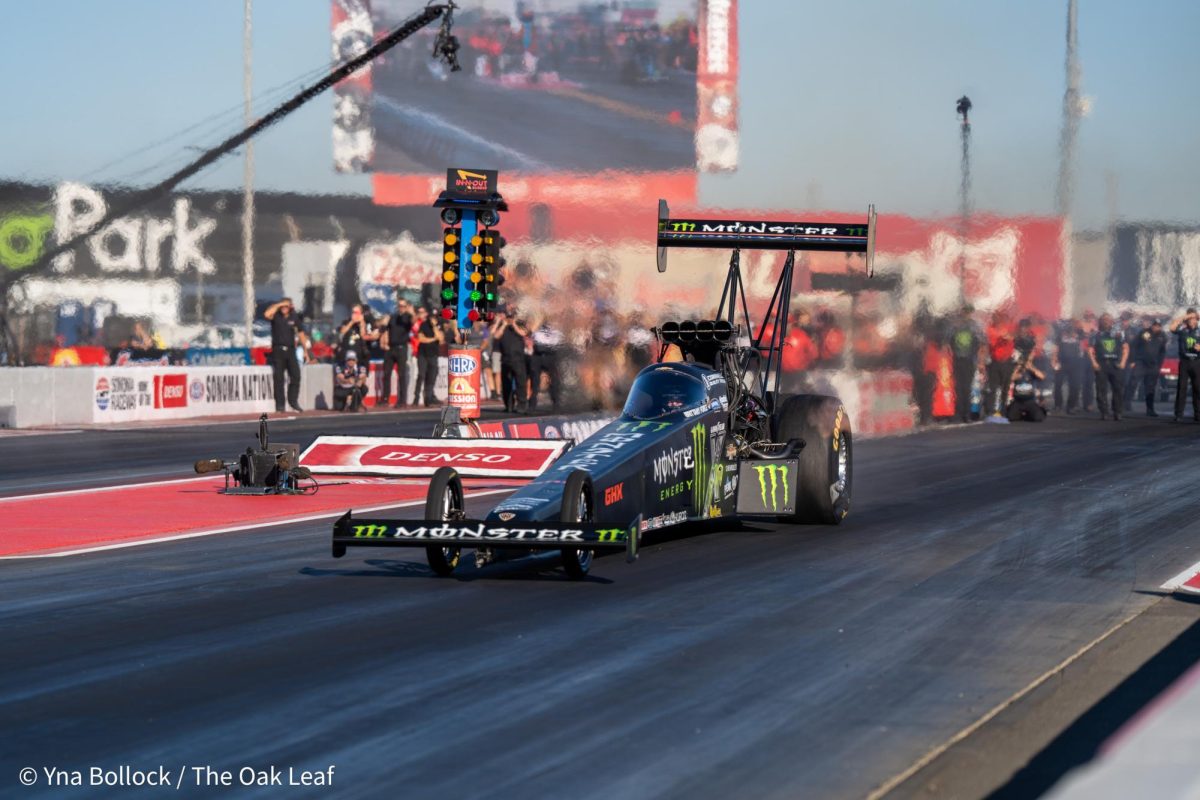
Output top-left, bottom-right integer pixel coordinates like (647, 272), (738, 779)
(91, 365), (276, 423)
(299, 436), (573, 478)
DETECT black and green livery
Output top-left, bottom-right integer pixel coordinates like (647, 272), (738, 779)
(332, 199), (870, 579)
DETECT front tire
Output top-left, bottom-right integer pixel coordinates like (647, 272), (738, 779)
(560, 470), (594, 579)
(772, 395), (852, 524)
(424, 467), (464, 576)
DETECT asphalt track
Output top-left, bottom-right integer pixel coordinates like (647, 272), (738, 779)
(3, 413), (1200, 798)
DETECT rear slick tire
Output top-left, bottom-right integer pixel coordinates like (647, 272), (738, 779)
(560, 470), (594, 579)
(772, 394), (852, 525)
(424, 467), (463, 576)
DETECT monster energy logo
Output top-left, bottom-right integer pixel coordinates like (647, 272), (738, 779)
(691, 423), (708, 513)
(669, 221), (696, 232)
(596, 528), (625, 543)
(353, 524), (389, 538)
(1102, 338), (1116, 353)
(753, 464), (790, 512)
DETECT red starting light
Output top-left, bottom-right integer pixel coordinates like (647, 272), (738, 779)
(441, 308), (454, 320)
(467, 309), (481, 322)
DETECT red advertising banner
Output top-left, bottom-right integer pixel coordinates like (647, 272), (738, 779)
(153, 373), (188, 409)
(299, 436), (572, 477)
(447, 347), (482, 419)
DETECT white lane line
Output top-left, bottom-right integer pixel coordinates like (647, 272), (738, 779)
(0, 429), (83, 437)
(0, 488), (514, 560)
(375, 96), (549, 171)
(1161, 559), (1200, 592)
(864, 607), (1145, 800)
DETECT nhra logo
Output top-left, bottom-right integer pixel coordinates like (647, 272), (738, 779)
(94, 377), (110, 411)
(189, 378), (204, 401)
(448, 354), (478, 374)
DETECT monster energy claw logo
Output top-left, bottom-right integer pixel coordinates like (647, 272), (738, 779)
(596, 528), (625, 543)
(353, 524), (389, 538)
(690, 424), (708, 513)
(753, 464), (790, 512)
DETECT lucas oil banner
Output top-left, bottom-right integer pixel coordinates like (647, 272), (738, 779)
(447, 348), (482, 419)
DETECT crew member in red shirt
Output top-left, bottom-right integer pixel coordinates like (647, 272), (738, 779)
(782, 311), (818, 374)
(984, 310), (1016, 416)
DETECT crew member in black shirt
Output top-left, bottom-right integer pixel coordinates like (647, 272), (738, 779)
(1052, 318), (1086, 414)
(1006, 359), (1047, 422)
(1170, 308), (1200, 422)
(412, 307), (444, 407)
(264, 297), (307, 413)
(492, 309), (529, 413)
(378, 298), (414, 408)
(947, 308), (982, 423)
(1130, 319), (1168, 416)
(1088, 313), (1129, 421)
(338, 304), (377, 363)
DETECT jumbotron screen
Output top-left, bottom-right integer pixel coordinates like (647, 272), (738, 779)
(332, 0), (738, 180)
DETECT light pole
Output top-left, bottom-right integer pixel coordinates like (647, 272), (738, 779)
(1056, 0), (1080, 220)
(956, 95), (972, 306)
(242, 0), (256, 347)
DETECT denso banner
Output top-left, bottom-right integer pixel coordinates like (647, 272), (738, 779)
(299, 436), (572, 478)
(90, 365), (275, 423)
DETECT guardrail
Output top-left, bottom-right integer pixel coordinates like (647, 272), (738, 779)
(0, 364), (332, 428)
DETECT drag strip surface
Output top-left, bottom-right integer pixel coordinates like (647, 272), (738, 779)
(0, 409), (445, 495)
(3, 416), (1200, 798)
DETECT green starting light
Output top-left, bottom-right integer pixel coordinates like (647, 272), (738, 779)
(470, 290), (482, 302)
(442, 288), (455, 300)
(486, 291), (496, 301)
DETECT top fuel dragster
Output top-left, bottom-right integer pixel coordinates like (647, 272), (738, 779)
(331, 200), (876, 578)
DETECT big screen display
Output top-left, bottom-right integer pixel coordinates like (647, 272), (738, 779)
(332, 0), (739, 190)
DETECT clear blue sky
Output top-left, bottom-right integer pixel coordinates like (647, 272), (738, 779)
(5, 0), (1199, 230)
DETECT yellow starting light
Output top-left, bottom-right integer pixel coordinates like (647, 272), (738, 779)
(444, 251), (457, 264)
(470, 235), (483, 247)
(444, 232), (458, 246)
(470, 271), (482, 283)
(471, 253), (483, 265)
(443, 269), (457, 282)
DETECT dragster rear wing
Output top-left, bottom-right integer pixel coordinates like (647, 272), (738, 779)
(656, 199), (876, 275)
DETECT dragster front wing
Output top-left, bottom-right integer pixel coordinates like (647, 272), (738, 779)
(332, 511), (643, 563)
